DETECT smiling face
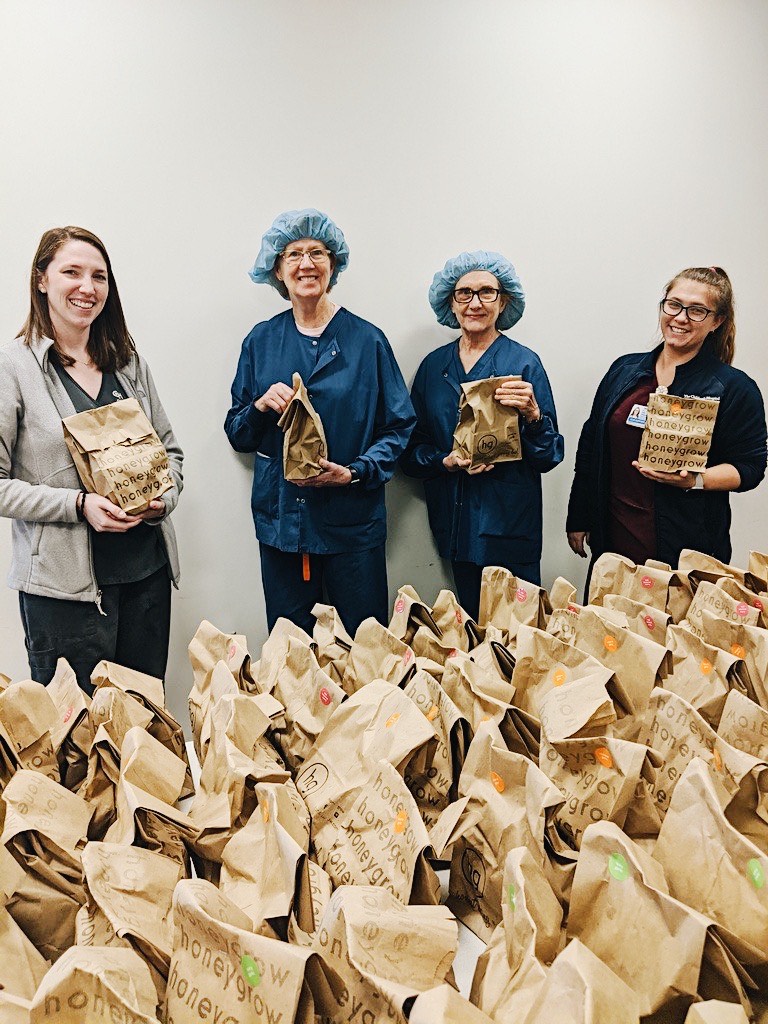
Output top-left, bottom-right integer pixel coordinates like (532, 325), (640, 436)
(451, 270), (508, 338)
(660, 277), (723, 359)
(274, 237), (334, 305)
(38, 239), (109, 341)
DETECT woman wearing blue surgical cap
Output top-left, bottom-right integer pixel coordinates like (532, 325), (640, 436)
(401, 251), (564, 619)
(225, 209), (416, 636)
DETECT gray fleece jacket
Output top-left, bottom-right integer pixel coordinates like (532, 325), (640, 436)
(0, 336), (182, 603)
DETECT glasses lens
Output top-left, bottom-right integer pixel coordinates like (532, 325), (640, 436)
(686, 305), (709, 322)
(282, 251), (301, 264)
(308, 249), (329, 263)
(478, 288), (500, 302)
(453, 288), (473, 303)
(662, 299), (683, 316)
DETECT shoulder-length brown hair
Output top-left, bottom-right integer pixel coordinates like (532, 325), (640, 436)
(17, 226), (135, 372)
(664, 266), (735, 365)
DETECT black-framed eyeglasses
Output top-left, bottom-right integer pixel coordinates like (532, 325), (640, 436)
(660, 298), (714, 323)
(452, 286), (502, 304)
(280, 248), (331, 266)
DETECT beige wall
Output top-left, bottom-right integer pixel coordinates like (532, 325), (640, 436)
(1, 0), (766, 724)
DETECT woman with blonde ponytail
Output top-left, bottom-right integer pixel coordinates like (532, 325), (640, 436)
(567, 266), (766, 573)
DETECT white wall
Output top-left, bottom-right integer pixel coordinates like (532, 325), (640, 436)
(1, 0), (766, 725)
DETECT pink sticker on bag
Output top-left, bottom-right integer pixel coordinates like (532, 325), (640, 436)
(229, 643), (237, 659)
(643, 615), (655, 631)
(62, 706), (74, 724)
(754, 599), (764, 611)
(395, 598), (405, 614)
(447, 648), (458, 659)
(402, 649), (412, 665)
(455, 609), (463, 624)
(736, 602), (749, 618)
(319, 687), (332, 706)
(516, 588), (527, 602)
(641, 575), (653, 589)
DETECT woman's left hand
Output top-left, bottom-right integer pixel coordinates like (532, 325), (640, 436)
(134, 499), (167, 519)
(495, 379), (541, 423)
(295, 458), (353, 487)
(632, 462), (695, 488)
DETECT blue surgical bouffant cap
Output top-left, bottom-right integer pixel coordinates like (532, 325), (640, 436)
(428, 250), (525, 331)
(249, 208), (350, 297)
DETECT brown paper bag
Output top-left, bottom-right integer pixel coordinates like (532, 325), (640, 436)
(568, 820), (753, 1019)
(311, 602), (353, 684)
(0, 842), (48, 999)
(524, 937), (641, 1024)
(684, 1001), (750, 1023)
(388, 584), (442, 645)
(341, 617), (416, 695)
(747, 550), (768, 590)
(470, 846), (562, 1022)
(187, 619), (255, 763)
(660, 624), (741, 727)
(685, 581), (761, 638)
(430, 589), (483, 651)
(91, 660), (194, 799)
(679, 549), (748, 590)
(717, 689), (768, 762)
(541, 733), (661, 848)
(29, 945), (160, 1023)
(0, 991), (32, 1023)
(688, 607), (768, 710)
(311, 885), (457, 1024)
(603, 593), (672, 644)
(0, 680), (60, 783)
(537, 674), (617, 741)
(637, 391), (719, 472)
(409, 985), (495, 1024)
(440, 654), (511, 734)
(653, 757), (768, 961)
(78, 840), (182, 1004)
(478, 566), (551, 644)
(46, 658), (93, 791)
(431, 727), (563, 941)
(219, 781), (311, 933)
(453, 375), (522, 465)
(278, 371), (328, 480)
(401, 669), (471, 829)
(288, 856), (334, 948)
(2, 768), (92, 960)
(168, 878), (343, 1024)
(589, 552), (693, 622)
(63, 396), (173, 513)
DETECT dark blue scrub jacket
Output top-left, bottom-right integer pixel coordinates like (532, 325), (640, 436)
(401, 334), (564, 567)
(225, 307), (416, 555)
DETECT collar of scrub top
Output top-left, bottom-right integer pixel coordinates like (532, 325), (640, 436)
(439, 332), (506, 397)
(293, 305), (346, 381)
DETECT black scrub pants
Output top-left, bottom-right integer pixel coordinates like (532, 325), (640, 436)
(451, 559), (541, 622)
(259, 542), (389, 637)
(19, 566), (171, 696)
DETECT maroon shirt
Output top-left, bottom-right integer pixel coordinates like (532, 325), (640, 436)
(607, 377), (657, 563)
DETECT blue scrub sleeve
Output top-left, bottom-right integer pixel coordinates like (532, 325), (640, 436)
(713, 374), (767, 493)
(519, 361), (564, 473)
(399, 361), (452, 480)
(224, 340), (273, 453)
(354, 338), (417, 488)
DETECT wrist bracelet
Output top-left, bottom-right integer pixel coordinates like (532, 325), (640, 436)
(76, 490), (86, 521)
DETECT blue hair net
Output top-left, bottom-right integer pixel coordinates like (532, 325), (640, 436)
(428, 250), (525, 331)
(249, 208), (350, 296)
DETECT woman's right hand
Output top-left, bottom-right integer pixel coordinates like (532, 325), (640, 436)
(83, 493), (141, 533)
(443, 452), (471, 472)
(254, 382), (296, 414)
(567, 531), (590, 558)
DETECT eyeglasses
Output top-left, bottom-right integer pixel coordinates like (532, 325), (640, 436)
(660, 298), (714, 323)
(452, 287), (502, 304)
(280, 248), (331, 266)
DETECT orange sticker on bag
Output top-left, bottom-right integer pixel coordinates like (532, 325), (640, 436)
(700, 659), (712, 675)
(427, 704), (439, 721)
(394, 809), (408, 833)
(731, 643), (746, 659)
(490, 771), (505, 793)
(712, 748), (723, 772)
(386, 712), (400, 728)
(553, 668), (567, 687)
(671, 402), (682, 414)
(603, 635), (618, 652)
(594, 747), (613, 768)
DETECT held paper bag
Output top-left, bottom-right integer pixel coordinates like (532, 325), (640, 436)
(278, 371), (328, 480)
(637, 391), (719, 472)
(453, 375), (522, 466)
(168, 878), (344, 1024)
(62, 396), (172, 513)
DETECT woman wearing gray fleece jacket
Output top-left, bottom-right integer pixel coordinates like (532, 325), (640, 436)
(0, 226), (182, 693)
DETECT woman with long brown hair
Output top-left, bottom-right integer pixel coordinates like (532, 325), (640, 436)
(567, 266), (766, 573)
(0, 226), (183, 693)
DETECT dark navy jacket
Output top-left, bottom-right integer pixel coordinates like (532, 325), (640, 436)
(400, 335), (564, 565)
(566, 340), (767, 566)
(225, 308), (415, 554)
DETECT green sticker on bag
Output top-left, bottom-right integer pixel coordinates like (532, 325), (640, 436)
(241, 955), (261, 987)
(747, 858), (765, 890)
(608, 852), (629, 881)
(507, 882), (517, 910)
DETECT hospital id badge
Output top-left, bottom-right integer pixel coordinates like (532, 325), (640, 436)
(626, 403), (647, 428)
